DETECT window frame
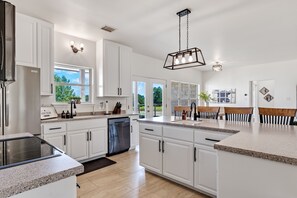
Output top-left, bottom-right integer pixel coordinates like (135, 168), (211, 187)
(54, 63), (93, 104)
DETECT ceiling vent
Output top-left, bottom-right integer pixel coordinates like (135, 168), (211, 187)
(101, 26), (116, 32)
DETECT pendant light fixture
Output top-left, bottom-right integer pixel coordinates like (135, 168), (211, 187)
(164, 9), (206, 70)
(212, 62), (223, 72)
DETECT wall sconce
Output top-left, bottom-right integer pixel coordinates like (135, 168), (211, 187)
(70, 41), (84, 53)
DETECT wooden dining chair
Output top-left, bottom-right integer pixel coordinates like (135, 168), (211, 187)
(258, 107), (297, 125)
(224, 107), (253, 122)
(197, 106), (220, 120)
(174, 106), (191, 117)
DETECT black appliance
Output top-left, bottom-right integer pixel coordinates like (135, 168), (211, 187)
(107, 117), (130, 156)
(0, 1), (16, 86)
(0, 136), (62, 170)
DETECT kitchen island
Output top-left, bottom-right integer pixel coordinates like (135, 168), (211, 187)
(138, 116), (297, 198)
(0, 133), (83, 198)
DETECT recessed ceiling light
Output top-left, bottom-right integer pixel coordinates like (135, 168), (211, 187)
(101, 26), (116, 32)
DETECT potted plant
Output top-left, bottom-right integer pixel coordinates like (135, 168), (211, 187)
(198, 91), (213, 106)
(71, 96), (81, 104)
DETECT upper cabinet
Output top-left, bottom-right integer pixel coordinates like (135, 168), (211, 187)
(96, 40), (132, 97)
(16, 13), (37, 67)
(16, 13), (54, 95)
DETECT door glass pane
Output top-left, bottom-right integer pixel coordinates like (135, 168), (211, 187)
(171, 100), (178, 115)
(137, 82), (146, 119)
(152, 83), (163, 117)
(180, 83), (189, 99)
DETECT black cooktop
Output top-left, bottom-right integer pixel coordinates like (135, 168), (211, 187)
(0, 136), (62, 170)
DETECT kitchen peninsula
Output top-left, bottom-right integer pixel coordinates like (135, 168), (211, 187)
(138, 116), (297, 198)
(0, 133), (83, 198)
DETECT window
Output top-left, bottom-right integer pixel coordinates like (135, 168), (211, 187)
(212, 89), (236, 104)
(171, 81), (200, 115)
(54, 64), (92, 103)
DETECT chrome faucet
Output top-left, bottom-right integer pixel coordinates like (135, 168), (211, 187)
(190, 102), (198, 121)
(70, 100), (76, 118)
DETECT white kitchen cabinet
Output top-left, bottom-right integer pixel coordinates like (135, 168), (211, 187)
(89, 127), (107, 158)
(38, 21), (54, 95)
(96, 39), (132, 97)
(119, 45), (132, 96)
(44, 132), (66, 152)
(130, 116), (139, 149)
(163, 137), (194, 186)
(67, 130), (89, 161)
(16, 13), (37, 67)
(16, 13), (54, 95)
(139, 133), (162, 174)
(194, 144), (217, 196)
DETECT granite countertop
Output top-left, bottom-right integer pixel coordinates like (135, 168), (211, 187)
(41, 113), (139, 123)
(138, 116), (297, 166)
(0, 133), (83, 198)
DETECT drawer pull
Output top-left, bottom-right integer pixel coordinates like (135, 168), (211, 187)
(205, 138), (220, 142)
(49, 127), (62, 130)
(145, 128), (154, 131)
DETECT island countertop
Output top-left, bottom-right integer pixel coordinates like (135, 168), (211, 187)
(138, 116), (297, 166)
(0, 133), (84, 198)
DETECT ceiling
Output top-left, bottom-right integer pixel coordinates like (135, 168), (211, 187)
(9, 0), (297, 70)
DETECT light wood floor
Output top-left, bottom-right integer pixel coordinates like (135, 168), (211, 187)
(77, 148), (210, 198)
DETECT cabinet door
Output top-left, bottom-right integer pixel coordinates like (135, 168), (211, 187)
(130, 120), (139, 149)
(119, 45), (132, 96)
(89, 127), (107, 158)
(44, 133), (66, 152)
(38, 21), (54, 95)
(104, 40), (120, 96)
(194, 144), (217, 196)
(139, 133), (162, 174)
(163, 138), (194, 186)
(16, 13), (37, 67)
(67, 130), (88, 161)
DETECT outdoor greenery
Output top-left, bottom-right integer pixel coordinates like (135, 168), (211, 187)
(55, 74), (76, 102)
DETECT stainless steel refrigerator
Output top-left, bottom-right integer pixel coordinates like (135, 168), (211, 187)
(0, 1), (41, 136)
(1, 66), (41, 135)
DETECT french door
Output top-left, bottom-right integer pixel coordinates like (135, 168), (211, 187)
(132, 77), (167, 118)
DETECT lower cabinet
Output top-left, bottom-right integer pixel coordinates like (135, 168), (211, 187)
(67, 127), (107, 161)
(43, 132), (66, 152)
(89, 127), (107, 158)
(194, 144), (218, 195)
(67, 130), (89, 161)
(139, 133), (162, 174)
(130, 116), (139, 149)
(163, 138), (194, 186)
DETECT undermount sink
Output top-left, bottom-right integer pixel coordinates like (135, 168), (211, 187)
(171, 120), (202, 125)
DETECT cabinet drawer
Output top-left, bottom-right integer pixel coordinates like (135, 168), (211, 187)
(163, 126), (193, 142)
(195, 130), (231, 147)
(139, 123), (162, 136)
(43, 123), (66, 134)
(67, 119), (107, 131)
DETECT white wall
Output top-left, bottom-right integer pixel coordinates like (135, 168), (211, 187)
(202, 59), (297, 108)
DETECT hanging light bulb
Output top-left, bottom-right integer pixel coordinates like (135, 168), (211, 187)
(181, 53), (186, 63)
(188, 51), (193, 62)
(175, 54), (180, 64)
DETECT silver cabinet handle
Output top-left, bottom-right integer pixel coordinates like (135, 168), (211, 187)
(90, 131), (92, 141)
(131, 125), (133, 133)
(145, 128), (154, 131)
(159, 140), (161, 152)
(64, 135), (66, 145)
(86, 131), (89, 141)
(194, 147), (197, 162)
(162, 140), (165, 153)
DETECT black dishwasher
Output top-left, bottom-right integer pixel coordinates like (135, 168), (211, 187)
(107, 117), (130, 156)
